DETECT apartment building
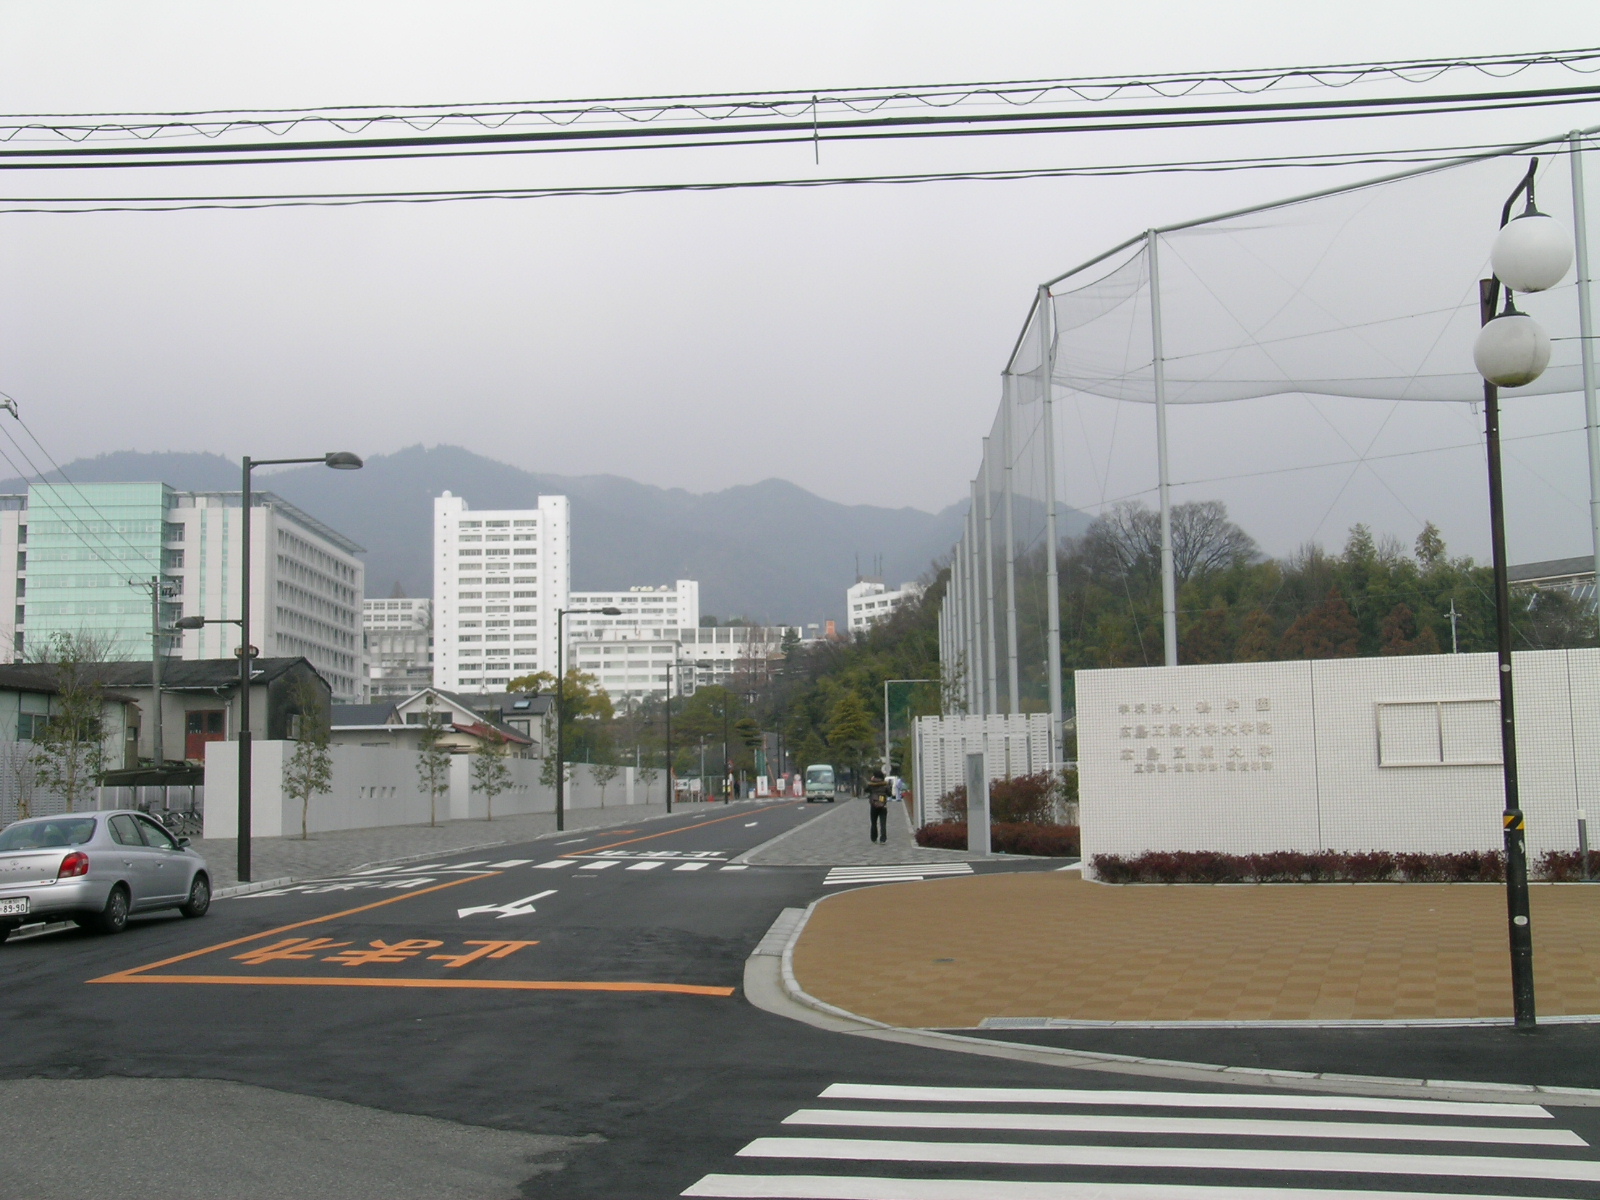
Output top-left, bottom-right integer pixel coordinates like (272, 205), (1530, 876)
(362, 596), (433, 699)
(567, 623), (802, 705)
(567, 580), (699, 636)
(0, 482), (365, 703)
(432, 491), (569, 692)
(846, 578), (925, 634)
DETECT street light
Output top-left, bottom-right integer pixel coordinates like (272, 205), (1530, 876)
(177, 451), (363, 884)
(1471, 158), (1573, 1030)
(555, 606), (621, 831)
(662, 641), (681, 814)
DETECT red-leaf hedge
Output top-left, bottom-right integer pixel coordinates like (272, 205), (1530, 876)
(915, 822), (1080, 857)
(1086, 849), (1535, 884)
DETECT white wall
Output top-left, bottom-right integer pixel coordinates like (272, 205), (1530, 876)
(913, 714), (1054, 827)
(204, 743), (645, 838)
(1076, 649), (1600, 869)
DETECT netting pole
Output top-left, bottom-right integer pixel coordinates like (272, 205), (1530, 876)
(1037, 286), (1065, 761)
(981, 439), (999, 716)
(1572, 130), (1600, 636)
(1002, 373), (1021, 715)
(971, 478), (989, 713)
(965, 498), (979, 714)
(1146, 230), (1179, 667)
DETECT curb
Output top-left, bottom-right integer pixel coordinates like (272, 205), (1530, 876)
(748, 890), (1600, 1108)
(213, 877), (294, 900)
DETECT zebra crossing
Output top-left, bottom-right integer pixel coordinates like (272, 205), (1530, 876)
(823, 864), (974, 887)
(681, 1082), (1599, 1198)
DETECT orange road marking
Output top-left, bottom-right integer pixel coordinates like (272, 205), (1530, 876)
(572, 801), (805, 856)
(92, 975), (735, 995)
(89, 874), (499, 983)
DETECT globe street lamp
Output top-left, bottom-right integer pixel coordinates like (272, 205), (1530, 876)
(179, 451), (362, 883)
(554, 606), (621, 831)
(1472, 158), (1573, 1030)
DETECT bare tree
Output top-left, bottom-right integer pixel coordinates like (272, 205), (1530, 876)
(471, 728), (512, 820)
(1081, 500), (1256, 588)
(415, 694), (452, 827)
(282, 675), (333, 840)
(31, 631), (116, 812)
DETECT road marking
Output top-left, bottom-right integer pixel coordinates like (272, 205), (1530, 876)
(534, 860), (577, 869)
(575, 802), (805, 856)
(745, 822), (759, 827)
(456, 889), (558, 919)
(450, 861), (492, 868)
(684, 1176), (1575, 1198)
(555, 838), (587, 845)
(103, 975), (735, 995)
(818, 1085), (1550, 1120)
(823, 864), (973, 886)
(674, 862), (710, 871)
(626, 862), (665, 871)
(580, 861), (619, 871)
(736, 1138), (1600, 1182)
(485, 859), (533, 868)
(781, 1109), (1586, 1147)
(721, 865), (749, 871)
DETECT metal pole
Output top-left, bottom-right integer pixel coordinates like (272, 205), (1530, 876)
(722, 689), (729, 803)
(1571, 131), (1600, 638)
(555, 610), (565, 831)
(237, 457), (252, 883)
(981, 441), (999, 715)
(1002, 374), (1021, 715)
(1038, 286), (1065, 761)
(664, 650), (673, 813)
(1147, 232), (1179, 667)
(1481, 276), (1536, 1029)
(149, 575), (163, 767)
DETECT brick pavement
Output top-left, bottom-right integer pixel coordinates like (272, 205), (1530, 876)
(194, 801), (719, 889)
(737, 797), (982, 867)
(791, 872), (1600, 1027)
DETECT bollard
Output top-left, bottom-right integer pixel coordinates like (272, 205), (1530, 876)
(1581, 809), (1592, 882)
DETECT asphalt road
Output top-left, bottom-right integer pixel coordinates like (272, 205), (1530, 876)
(4, 799), (1599, 1199)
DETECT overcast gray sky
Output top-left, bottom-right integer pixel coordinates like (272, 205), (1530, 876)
(0, 1), (1597, 567)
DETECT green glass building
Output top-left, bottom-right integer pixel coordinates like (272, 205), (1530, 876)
(25, 482), (181, 660)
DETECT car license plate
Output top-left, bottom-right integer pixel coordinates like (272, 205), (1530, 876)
(0, 896), (29, 916)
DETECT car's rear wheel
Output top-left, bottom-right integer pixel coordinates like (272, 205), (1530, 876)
(93, 885), (130, 935)
(180, 874), (210, 919)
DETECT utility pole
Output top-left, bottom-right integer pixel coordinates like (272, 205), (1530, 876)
(1448, 598), (1460, 654)
(149, 576), (163, 766)
(722, 689), (731, 804)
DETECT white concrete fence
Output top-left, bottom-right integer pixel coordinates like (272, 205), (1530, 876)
(202, 741), (650, 839)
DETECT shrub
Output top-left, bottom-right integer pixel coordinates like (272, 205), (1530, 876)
(1535, 850), (1600, 882)
(1087, 848), (1525, 884)
(936, 772), (1061, 826)
(914, 821), (1080, 857)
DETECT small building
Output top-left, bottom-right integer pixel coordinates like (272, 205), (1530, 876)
(1510, 556), (1597, 606)
(330, 687), (536, 757)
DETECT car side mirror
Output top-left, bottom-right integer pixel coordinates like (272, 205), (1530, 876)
(177, 837), (191, 849)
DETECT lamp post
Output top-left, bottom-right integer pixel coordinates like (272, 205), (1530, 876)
(555, 606), (621, 831)
(662, 641), (681, 813)
(883, 678), (937, 778)
(180, 451), (362, 884)
(1472, 157), (1575, 1029)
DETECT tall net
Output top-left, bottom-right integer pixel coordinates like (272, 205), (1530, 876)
(940, 126), (1600, 742)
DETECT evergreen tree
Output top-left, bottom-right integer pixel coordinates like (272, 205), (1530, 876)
(282, 676), (333, 840)
(415, 694), (453, 827)
(1233, 609), (1277, 662)
(1379, 603), (1441, 656)
(826, 691), (877, 782)
(1278, 588), (1360, 659)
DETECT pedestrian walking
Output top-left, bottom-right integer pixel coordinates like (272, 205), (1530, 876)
(866, 769), (891, 844)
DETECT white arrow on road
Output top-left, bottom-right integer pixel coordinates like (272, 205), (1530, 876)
(456, 889), (557, 919)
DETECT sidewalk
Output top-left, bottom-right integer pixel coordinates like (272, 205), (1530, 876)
(790, 871), (1600, 1028)
(737, 797), (981, 867)
(195, 801), (713, 889)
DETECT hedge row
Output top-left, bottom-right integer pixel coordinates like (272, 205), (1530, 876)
(915, 822), (1080, 857)
(1088, 849), (1510, 884)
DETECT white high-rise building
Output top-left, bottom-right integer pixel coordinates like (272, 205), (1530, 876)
(567, 580), (699, 636)
(362, 597), (433, 699)
(846, 578), (924, 634)
(432, 492), (569, 693)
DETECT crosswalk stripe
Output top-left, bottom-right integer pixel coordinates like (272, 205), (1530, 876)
(626, 862), (665, 871)
(736, 1137), (1600, 1182)
(826, 865), (971, 875)
(683, 1174), (1574, 1199)
(675, 862), (710, 871)
(485, 859), (533, 868)
(580, 861), (619, 871)
(533, 860), (576, 869)
(781, 1109), (1585, 1147)
(818, 1085), (1551, 1120)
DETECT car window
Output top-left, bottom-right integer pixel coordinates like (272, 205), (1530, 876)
(109, 814), (144, 847)
(0, 817), (96, 851)
(135, 817), (178, 850)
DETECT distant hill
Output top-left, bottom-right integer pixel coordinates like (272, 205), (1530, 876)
(0, 445), (1089, 625)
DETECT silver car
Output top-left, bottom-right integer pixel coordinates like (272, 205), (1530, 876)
(0, 810), (211, 941)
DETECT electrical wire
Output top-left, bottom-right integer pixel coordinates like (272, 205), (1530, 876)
(4, 47), (1595, 144)
(0, 138), (1588, 214)
(0, 82), (1596, 171)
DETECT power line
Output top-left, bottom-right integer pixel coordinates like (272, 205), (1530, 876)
(0, 138), (1584, 214)
(0, 82), (1596, 170)
(4, 46), (1595, 142)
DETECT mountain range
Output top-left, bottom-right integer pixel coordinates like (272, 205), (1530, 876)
(0, 445), (1093, 625)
